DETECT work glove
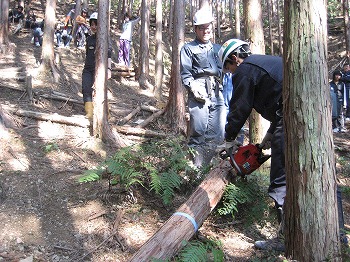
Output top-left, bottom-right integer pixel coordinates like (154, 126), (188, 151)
(190, 81), (206, 103)
(260, 132), (273, 150)
(216, 140), (242, 154)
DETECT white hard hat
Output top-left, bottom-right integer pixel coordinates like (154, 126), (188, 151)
(218, 39), (250, 64)
(89, 12), (98, 21)
(193, 8), (214, 25)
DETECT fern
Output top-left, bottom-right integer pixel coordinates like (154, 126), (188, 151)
(217, 181), (257, 217)
(79, 138), (197, 205)
(178, 241), (208, 262)
(78, 169), (102, 183)
(154, 170), (182, 205)
(177, 238), (224, 262)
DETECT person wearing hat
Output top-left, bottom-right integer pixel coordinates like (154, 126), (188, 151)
(218, 38), (285, 250)
(180, 8), (225, 169)
(218, 39), (349, 250)
(82, 12), (112, 121)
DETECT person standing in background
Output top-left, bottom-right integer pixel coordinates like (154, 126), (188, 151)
(118, 13), (140, 67)
(180, 8), (225, 169)
(341, 63), (350, 121)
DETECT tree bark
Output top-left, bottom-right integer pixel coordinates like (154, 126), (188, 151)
(343, 0), (350, 59)
(154, 0), (163, 100)
(243, 0), (269, 146)
(39, 0), (60, 83)
(0, 0), (10, 47)
(138, 0), (152, 90)
(129, 160), (233, 261)
(235, 0), (241, 38)
(277, 0), (283, 55)
(283, 0), (341, 260)
(164, 0), (187, 135)
(93, 0), (125, 147)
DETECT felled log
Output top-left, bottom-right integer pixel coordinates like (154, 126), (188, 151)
(140, 105), (160, 113)
(39, 93), (84, 105)
(111, 71), (135, 78)
(136, 108), (165, 128)
(4, 106), (90, 127)
(129, 160), (233, 261)
(118, 105), (141, 125)
(111, 64), (135, 72)
(114, 125), (167, 138)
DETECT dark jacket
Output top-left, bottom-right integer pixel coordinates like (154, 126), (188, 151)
(225, 55), (283, 141)
(83, 34), (112, 72)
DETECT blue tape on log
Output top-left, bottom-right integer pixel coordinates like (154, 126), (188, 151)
(173, 212), (198, 232)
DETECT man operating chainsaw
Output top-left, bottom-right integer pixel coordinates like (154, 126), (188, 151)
(218, 39), (348, 250)
(218, 39), (285, 251)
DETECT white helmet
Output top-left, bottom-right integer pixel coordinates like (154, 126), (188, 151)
(89, 12), (98, 21)
(218, 39), (250, 64)
(193, 8), (214, 25)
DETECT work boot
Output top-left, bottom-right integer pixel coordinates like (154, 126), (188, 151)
(84, 102), (94, 122)
(254, 238), (285, 252)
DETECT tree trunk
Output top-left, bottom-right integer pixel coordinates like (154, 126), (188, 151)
(129, 160), (233, 261)
(93, 0), (125, 146)
(39, 0), (59, 83)
(138, 0), (152, 90)
(164, 0), (187, 135)
(283, 1), (341, 260)
(277, 0), (283, 55)
(71, 0), (82, 46)
(154, 0), (163, 100)
(343, 0), (350, 59)
(0, 0), (10, 47)
(243, 0), (269, 146)
(267, 0), (273, 55)
(235, 0), (241, 38)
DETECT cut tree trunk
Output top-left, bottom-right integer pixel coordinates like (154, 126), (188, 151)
(129, 160), (233, 261)
(136, 108), (165, 128)
(4, 106), (90, 127)
(114, 125), (167, 138)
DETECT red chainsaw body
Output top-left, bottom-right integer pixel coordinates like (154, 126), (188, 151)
(229, 144), (269, 176)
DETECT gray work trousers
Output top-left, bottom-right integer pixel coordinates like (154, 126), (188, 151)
(188, 85), (226, 167)
(268, 117), (286, 207)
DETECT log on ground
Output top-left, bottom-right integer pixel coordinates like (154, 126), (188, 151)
(4, 107), (90, 127)
(114, 125), (167, 138)
(129, 160), (233, 261)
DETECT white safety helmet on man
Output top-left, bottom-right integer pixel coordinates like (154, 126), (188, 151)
(193, 8), (214, 25)
(218, 39), (250, 64)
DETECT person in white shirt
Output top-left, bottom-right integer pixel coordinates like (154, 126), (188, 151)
(118, 13), (140, 67)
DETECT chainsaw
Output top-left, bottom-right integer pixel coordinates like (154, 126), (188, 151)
(220, 143), (271, 177)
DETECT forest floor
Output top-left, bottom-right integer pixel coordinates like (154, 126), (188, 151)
(2, 2), (350, 262)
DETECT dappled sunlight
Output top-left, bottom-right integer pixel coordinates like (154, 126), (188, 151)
(120, 223), (154, 246)
(7, 154), (30, 171)
(38, 121), (67, 139)
(0, 212), (43, 244)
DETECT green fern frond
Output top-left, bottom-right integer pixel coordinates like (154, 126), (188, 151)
(178, 241), (208, 262)
(217, 182), (256, 216)
(149, 172), (162, 194)
(78, 169), (101, 183)
(159, 170), (182, 205)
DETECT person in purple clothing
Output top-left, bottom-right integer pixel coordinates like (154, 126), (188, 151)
(118, 13), (140, 67)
